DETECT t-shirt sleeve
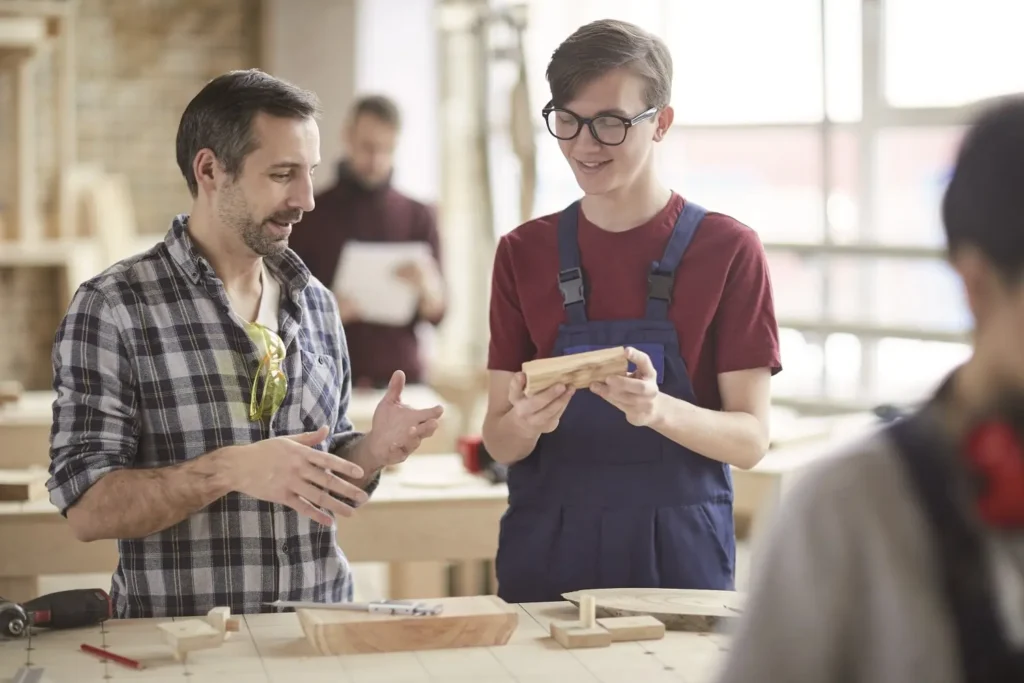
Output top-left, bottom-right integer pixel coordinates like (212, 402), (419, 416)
(487, 235), (536, 372)
(713, 460), (858, 683)
(715, 227), (782, 375)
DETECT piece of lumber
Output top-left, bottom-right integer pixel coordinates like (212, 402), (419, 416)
(206, 606), (239, 634)
(550, 620), (612, 649)
(562, 587), (744, 631)
(297, 595), (518, 655)
(157, 619), (224, 661)
(597, 615), (666, 641)
(521, 346), (628, 396)
(0, 468), (48, 502)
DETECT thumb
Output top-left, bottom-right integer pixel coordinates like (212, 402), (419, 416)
(385, 370), (406, 401)
(284, 425), (329, 445)
(508, 372), (526, 403)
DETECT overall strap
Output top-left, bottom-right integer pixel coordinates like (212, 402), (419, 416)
(556, 201), (587, 325)
(887, 414), (1023, 683)
(646, 201), (707, 320)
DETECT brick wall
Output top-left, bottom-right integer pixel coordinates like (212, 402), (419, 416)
(0, 0), (261, 389)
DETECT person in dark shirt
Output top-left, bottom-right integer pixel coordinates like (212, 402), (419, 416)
(290, 95), (445, 388)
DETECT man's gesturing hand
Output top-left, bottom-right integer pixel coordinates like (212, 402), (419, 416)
(505, 372), (575, 437)
(228, 426), (369, 527)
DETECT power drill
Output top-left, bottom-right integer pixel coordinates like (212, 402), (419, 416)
(0, 589), (112, 638)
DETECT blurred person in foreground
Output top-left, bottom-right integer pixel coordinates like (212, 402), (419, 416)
(716, 95), (1024, 683)
(289, 94), (445, 389)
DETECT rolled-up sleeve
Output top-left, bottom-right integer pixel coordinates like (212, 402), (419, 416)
(48, 283), (139, 516)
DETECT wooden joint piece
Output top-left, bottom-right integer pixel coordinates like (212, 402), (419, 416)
(521, 346), (629, 396)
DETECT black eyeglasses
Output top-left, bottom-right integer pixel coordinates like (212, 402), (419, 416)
(542, 101), (658, 146)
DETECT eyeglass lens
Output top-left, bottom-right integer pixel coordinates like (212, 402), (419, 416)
(545, 109), (628, 145)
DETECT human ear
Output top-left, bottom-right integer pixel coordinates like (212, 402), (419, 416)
(192, 148), (221, 194)
(653, 106), (674, 141)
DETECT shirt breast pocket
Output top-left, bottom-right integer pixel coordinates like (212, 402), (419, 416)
(298, 351), (342, 434)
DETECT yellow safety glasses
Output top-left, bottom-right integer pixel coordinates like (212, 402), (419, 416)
(245, 321), (288, 421)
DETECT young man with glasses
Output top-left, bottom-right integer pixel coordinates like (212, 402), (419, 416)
(482, 19), (782, 603)
(714, 96), (1024, 683)
(47, 69), (443, 619)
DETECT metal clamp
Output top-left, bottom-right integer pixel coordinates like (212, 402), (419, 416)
(558, 267), (585, 306)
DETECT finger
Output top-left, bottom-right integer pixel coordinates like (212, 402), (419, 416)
(303, 463), (369, 505)
(413, 419), (439, 438)
(530, 389), (576, 425)
(508, 372), (526, 403)
(309, 451), (365, 480)
(520, 383), (570, 412)
(283, 425), (330, 446)
(625, 347), (657, 381)
(603, 375), (653, 395)
(410, 404), (444, 422)
(384, 370), (406, 402)
(287, 494), (334, 527)
(296, 481), (356, 519)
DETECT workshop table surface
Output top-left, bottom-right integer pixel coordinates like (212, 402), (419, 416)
(0, 600), (731, 683)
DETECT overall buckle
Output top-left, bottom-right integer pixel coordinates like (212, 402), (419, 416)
(558, 267), (585, 306)
(648, 269), (673, 301)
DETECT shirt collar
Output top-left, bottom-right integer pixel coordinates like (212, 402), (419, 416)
(164, 213), (312, 298)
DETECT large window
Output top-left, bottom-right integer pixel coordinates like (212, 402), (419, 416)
(486, 0), (1019, 414)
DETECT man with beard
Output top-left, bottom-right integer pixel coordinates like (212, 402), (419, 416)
(47, 69), (444, 619)
(289, 95), (445, 389)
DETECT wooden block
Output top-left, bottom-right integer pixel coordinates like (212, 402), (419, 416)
(157, 619), (224, 661)
(521, 346), (628, 396)
(579, 593), (596, 628)
(597, 615), (666, 642)
(0, 468), (48, 502)
(550, 620), (612, 649)
(297, 595), (518, 655)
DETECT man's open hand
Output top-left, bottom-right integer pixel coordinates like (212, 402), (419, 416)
(227, 426), (369, 526)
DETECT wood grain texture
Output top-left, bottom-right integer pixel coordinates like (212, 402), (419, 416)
(297, 595), (518, 655)
(0, 602), (730, 682)
(521, 346), (629, 396)
(562, 588), (745, 631)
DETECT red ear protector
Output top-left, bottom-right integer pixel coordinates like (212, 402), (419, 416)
(927, 372), (1024, 528)
(963, 418), (1024, 527)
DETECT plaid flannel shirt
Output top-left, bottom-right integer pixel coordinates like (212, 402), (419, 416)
(47, 214), (379, 619)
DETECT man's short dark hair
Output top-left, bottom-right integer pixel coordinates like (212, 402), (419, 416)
(350, 94), (401, 128)
(176, 69), (321, 197)
(546, 19), (673, 110)
(942, 94), (1024, 281)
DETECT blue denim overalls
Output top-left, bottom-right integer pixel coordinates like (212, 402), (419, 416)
(495, 199), (737, 603)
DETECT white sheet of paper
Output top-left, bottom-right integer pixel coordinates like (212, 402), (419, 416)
(333, 241), (433, 325)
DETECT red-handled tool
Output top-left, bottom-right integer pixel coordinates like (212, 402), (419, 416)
(0, 588), (112, 638)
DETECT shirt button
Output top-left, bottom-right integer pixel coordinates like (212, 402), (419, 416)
(281, 542), (288, 553)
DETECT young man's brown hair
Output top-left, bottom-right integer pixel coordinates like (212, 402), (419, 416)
(545, 19), (673, 109)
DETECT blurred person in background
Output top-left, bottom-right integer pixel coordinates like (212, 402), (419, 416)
(715, 95), (1024, 683)
(290, 95), (445, 389)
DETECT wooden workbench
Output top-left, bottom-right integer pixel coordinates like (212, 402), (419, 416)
(0, 600), (731, 682)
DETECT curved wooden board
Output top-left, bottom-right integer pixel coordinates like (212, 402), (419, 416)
(561, 588), (745, 631)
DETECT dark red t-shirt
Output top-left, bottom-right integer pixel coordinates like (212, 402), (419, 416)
(487, 193), (782, 411)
